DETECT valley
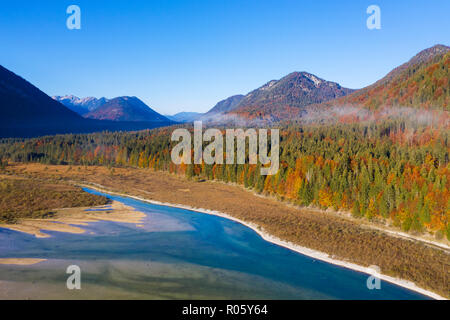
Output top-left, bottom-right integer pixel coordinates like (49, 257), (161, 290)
(0, 44), (449, 300)
(0, 163), (448, 298)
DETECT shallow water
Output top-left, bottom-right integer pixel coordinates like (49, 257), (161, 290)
(0, 188), (429, 299)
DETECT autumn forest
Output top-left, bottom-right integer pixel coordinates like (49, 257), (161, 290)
(1, 116), (449, 241)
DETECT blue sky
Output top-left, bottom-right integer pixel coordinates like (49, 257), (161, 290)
(0, 0), (449, 114)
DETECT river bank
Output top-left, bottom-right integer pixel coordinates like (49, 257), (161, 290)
(0, 200), (145, 238)
(79, 184), (447, 300)
(3, 163), (449, 299)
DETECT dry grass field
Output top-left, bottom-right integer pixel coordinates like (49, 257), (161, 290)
(0, 173), (109, 223)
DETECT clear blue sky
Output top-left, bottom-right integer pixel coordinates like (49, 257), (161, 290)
(0, 0), (449, 114)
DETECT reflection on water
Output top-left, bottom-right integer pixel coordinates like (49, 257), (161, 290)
(0, 188), (428, 300)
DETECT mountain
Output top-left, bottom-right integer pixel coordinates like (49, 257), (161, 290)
(331, 44), (450, 110)
(53, 95), (108, 115)
(165, 112), (202, 123)
(206, 95), (244, 114)
(0, 65), (174, 138)
(84, 96), (170, 122)
(54, 95), (172, 122)
(205, 72), (354, 121)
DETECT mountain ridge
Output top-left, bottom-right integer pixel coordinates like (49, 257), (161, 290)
(324, 44), (450, 111)
(206, 95), (245, 114)
(53, 95), (109, 115)
(84, 96), (170, 122)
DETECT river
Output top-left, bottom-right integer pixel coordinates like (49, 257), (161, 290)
(0, 188), (428, 299)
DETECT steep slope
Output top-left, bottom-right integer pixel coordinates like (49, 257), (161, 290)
(0, 66), (83, 125)
(53, 95), (108, 115)
(206, 94), (244, 114)
(84, 96), (169, 122)
(334, 44), (450, 110)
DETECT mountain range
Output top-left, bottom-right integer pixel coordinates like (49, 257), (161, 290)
(54, 95), (199, 123)
(201, 44), (449, 123)
(1, 44), (448, 137)
(84, 96), (169, 122)
(52, 95), (109, 115)
(0, 66), (173, 138)
(54, 95), (170, 122)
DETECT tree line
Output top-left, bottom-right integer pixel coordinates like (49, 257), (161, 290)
(1, 119), (448, 239)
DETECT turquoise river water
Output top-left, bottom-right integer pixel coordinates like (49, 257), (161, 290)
(0, 187), (429, 299)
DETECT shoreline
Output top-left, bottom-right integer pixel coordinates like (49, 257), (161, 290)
(79, 183), (447, 300)
(0, 201), (146, 238)
(0, 258), (47, 266)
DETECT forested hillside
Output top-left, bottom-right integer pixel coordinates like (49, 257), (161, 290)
(2, 119), (448, 240)
(334, 46), (449, 110)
